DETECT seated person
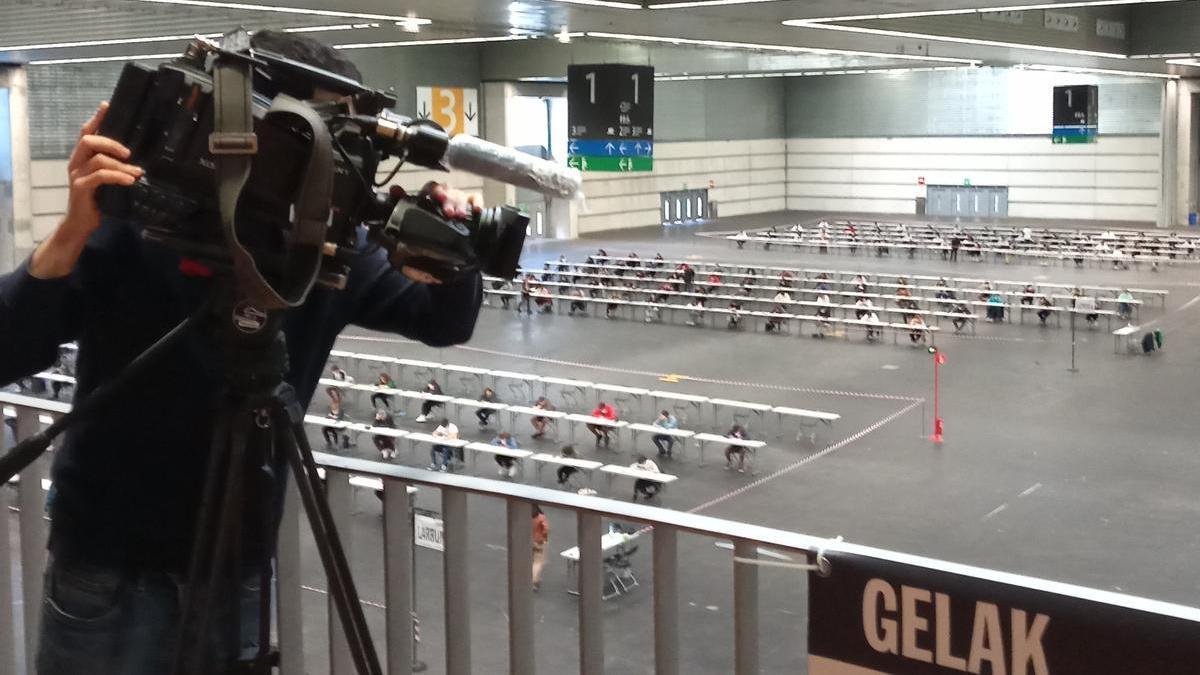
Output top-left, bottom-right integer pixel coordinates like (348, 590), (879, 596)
(651, 410), (680, 457)
(1117, 290), (1136, 320)
(491, 278), (514, 309)
(630, 454), (662, 502)
(951, 303), (972, 332)
(685, 297), (706, 327)
(371, 372), (397, 410)
(372, 408), (397, 460)
(477, 387), (500, 427)
(1037, 297), (1054, 326)
(428, 417), (460, 472)
(723, 425), (749, 472)
(985, 293), (1005, 322)
(727, 300), (744, 330)
(556, 445), (581, 487)
(330, 364), (355, 384)
(322, 386), (348, 450)
(533, 284), (554, 313)
(773, 289), (793, 304)
(568, 287), (587, 316)
(865, 311), (882, 341)
(587, 401), (618, 447)
(733, 230), (750, 248)
(1073, 292), (1099, 327)
(531, 396), (555, 439)
(415, 378), (444, 423)
(765, 304), (789, 334)
(492, 431), (520, 478)
(1021, 284), (1037, 306)
(854, 296), (874, 320)
(651, 252), (665, 268)
(908, 315), (927, 344)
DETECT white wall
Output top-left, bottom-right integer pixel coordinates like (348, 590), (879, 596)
(577, 138), (786, 234)
(785, 136), (1160, 223)
(28, 158), (484, 244)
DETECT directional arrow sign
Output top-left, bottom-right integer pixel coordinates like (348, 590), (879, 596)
(568, 155), (652, 172)
(618, 142), (628, 156)
(604, 142), (616, 155)
(568, 141), (579, 155)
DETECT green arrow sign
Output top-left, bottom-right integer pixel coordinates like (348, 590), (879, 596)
(568, 155), (653, 172)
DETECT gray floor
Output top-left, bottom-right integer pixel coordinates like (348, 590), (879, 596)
(288, 210), (1200, 673)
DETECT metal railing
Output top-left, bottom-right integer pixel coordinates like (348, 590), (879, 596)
(6, 392), (1200, 675)
(2, 391), (828, 675)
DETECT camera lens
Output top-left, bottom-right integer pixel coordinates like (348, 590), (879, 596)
(473, 206), (529, 280)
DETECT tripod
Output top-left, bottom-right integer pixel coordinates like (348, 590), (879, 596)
(0, 283), (384, 675)
(170, 290), (382, 675)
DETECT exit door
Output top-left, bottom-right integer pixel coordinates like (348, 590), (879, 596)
(661, 189), (709, 225)
(925, 185), (1009, 218)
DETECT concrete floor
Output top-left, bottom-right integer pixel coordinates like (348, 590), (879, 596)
(287, 210), (1200, 673)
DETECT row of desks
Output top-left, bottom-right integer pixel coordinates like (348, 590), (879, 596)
(325, 354), (840, 436)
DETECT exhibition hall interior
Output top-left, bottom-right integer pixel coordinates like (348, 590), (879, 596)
(3, 0), (1200, 673)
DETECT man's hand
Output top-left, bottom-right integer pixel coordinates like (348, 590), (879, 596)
(30, 102), (142, 279)
(399, 184), (484, 285)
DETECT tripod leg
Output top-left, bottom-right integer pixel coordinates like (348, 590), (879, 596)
(277, 414), (383, 675)
(172, 409), (233, 675)
(194, 410), (252, 675)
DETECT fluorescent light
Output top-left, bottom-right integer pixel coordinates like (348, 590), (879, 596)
(1019, 63), (1178, 79)
(1, 23), (378, 53)
(127, 0), (433, 23)
(30, 52), (178, 65)
(1165, 59), (1200, 67)
(652, 66), (976, 81)
(783, 20), (1127, 59)
(335, 35), (529, 50)
(650, 0), (785, 8)
(547, 0), (643, 8)
(582, 31), (980, 65)
(797, 0), (1184, 23)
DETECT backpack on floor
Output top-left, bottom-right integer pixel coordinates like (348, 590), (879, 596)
(1141, 332), (1156, 354)
(1154, 329), (1164, 350)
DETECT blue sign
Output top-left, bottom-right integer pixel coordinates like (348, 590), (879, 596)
(567, 139), (653, 158)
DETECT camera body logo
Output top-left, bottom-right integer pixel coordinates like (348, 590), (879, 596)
(233, 302), (268, 333)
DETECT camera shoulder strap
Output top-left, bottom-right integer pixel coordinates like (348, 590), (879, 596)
(210, 42), (332, 309)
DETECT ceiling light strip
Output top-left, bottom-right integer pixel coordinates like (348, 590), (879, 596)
(126, 0), (432, 23)
(1, 23), (378, 52)
(335, 35), (530, 50)
(1019, 63), (1179, 79)
(549, 0), (643, 8)
(794, 0), (1184, 23)
(583, 31), (980, 65)
(654, 65), (978, 80)
(783, 21), (1126, 59)
(29, 52), (179, 65)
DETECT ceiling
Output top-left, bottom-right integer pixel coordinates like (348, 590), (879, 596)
(1, 0), (1198, 78)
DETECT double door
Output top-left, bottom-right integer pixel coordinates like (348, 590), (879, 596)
(926, 185), (1009, 218)
(661, 189), (709, 225)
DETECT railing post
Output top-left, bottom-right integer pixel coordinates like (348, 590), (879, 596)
(16, 408), (45, 675)
(0, 458), (15, 675)
(577, 512), (604, 675)
(653, 527), (679, 675)
(384, 481), (414, 675)
(442, 489), (471, 675)
(276, 479), (304, 675)
(506, 500), (535, 675)
(733, 540), (759, 675)
(326, 471), (354, 675)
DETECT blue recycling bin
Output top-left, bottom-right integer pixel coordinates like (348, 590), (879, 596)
(1189, 212), (1198, 227)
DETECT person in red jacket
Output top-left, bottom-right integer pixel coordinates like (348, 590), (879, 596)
(587, 401), (618, 447)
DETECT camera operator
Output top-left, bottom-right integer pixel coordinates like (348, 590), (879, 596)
(0, 32), (483, 675)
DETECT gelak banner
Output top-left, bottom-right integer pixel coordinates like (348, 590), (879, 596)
(809, 545), (1200, 675)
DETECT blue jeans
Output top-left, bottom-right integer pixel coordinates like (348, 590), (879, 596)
(37, 556), (263, 675)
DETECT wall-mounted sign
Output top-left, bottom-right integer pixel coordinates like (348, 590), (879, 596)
(568, 64), (654, 172)
(1052, 84), (1098, 144)
(415, 86), (479, 136)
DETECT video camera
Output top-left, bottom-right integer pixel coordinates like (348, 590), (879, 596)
(95, 31), (581, 309)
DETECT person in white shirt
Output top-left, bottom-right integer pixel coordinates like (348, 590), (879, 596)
(685, 297), (705, 326)
(329, 365), (355, 384)
(865, 311), (882, 341)
(428, 418), (460, 472)
(773, 290), (792, 304)
(630, 454), (662, 502)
